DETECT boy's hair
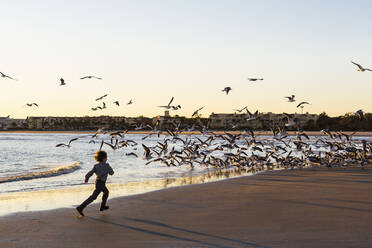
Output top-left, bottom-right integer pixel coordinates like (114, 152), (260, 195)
(95, 150), (107, 162)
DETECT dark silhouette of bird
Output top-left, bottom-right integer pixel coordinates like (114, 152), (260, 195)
(56, 137), (79, 148)
(80, 76), (102, 80)
(247, 78), (263, 81)
(26, 103), (39, 107)
(95, 94), (108, 101)
(59, 78), (66, 86)
(113, 101), (120, 106)
(222, 87), (232, 95)
(297, 102), (310, 108)
(351, 61), (372, 72)
(285, 95), (295, 102)
(0, 72), (17, 80)
(192, 107), (204, 117)
(158, 97), (174, 109)
(355, 109), (364, 119)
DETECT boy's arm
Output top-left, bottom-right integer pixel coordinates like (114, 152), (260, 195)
(85, 165), (96, 183)
(107, 164), (114, 175)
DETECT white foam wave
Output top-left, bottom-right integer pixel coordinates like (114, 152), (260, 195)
(0, 162), (81, 184)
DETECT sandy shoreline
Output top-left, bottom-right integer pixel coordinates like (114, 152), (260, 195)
(1, 130), (372, 136)
(1, 167), (372, 248)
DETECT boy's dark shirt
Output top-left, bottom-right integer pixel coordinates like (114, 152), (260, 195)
(85, 162), (114, 183)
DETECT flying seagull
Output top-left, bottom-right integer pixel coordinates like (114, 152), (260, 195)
(246, 109), (259, 121)
(0, 72), (17, 80)
(283, 113), (296, 127)
(26, 103), (39, 107)
(171, 105), (181, 110)
(158, 97), (174, 109)
(59, 78), (66, 86)
(80, 76), (102, 80)
(127, 99), (133, 105)
(142, 144), (153, 160)
(113, 101), (120, 106)
(95, 94), (108, 101)
(355, 109), (364, 119)
(297, 101), (310, 108)
(222, 87), (232, 95)
(192, 107), (204, 117)
(285, 95), (295, 102)
(233, 106), (247, 113)
(56, 137), (79, 148)
(351, 61), (372, 72)
(247, 78), (264, 81)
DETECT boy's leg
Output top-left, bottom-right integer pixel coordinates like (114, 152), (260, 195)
(78, 186), (101, 210)
(100, 184), (109, 210)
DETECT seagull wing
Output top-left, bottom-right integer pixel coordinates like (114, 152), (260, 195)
(168, 97), (174, 106)
(142, 144), (151, 157)
(68, 137), (79, 145)
(351, 61), (363, 70)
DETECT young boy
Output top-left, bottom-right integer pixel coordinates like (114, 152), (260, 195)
(76, 150), (114, 217)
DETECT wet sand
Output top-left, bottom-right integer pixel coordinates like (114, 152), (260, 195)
(1, 167), (372, 248)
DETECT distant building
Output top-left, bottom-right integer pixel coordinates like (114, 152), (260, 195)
(0, 117), (27, 130)
(209, 112), (319, 130)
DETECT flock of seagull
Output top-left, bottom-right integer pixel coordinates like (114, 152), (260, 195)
(2, 60), (372, 172)
(55, 121), (372, 173)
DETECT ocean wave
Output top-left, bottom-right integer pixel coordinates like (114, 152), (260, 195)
(0, 162), (81, 184)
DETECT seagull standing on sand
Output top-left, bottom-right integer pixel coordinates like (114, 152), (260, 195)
(351, 61), (372, 72)
(80, 76), (102, 80)
(59, 78), (66, 86)
(285, 95), (295, 102)
(222, 87), (232, 95)
(0, 72), (17, 80)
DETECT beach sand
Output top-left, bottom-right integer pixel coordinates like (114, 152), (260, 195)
(1, 167), (372, 248)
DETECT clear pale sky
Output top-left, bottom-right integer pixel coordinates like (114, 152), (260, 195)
(1, 0), (371, 118)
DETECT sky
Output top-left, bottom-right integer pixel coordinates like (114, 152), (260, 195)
(1, 0), (372, 119)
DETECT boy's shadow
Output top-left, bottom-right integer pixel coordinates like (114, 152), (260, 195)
(87, 216), (271, 248)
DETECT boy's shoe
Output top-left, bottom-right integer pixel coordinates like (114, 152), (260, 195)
(100, 206), (109, 211)
(76, 207), (85, 217)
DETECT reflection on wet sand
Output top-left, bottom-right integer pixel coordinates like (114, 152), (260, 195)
(0, 166), (275, 216)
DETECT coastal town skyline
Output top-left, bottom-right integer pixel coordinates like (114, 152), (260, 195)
(2, 0), (372, 118)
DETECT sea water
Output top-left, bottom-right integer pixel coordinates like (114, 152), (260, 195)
(0, 132), (257, 216)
